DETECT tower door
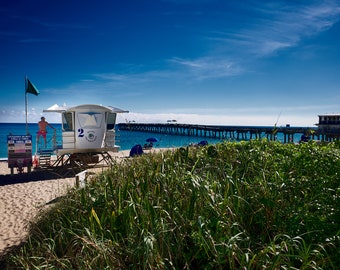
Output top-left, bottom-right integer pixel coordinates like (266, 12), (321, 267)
(75, 112), (105, 149)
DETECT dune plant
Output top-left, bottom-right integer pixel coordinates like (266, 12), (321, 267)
(7, 140), (340, 269)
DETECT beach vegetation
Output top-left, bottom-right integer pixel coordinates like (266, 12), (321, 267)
(6, 140), (340, 269)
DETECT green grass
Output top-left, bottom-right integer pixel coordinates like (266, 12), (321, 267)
(6, 140), (340, 269)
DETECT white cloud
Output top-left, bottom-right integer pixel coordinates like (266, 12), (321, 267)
(119, 111), (317, 127)
(217, 1), (340, 57)
(0, 106), (326, 128)
(169, 57), (243, 79)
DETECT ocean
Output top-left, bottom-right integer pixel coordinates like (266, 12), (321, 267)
(0, 123), (223, 159)
(1, 122), (309, 160)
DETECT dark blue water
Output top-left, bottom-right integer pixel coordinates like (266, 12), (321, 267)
(0, 123), (223, 159)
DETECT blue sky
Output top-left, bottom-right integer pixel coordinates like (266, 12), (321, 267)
(1, 0), (340, 126)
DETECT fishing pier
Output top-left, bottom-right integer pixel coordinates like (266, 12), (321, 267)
(117, 123), (325, 143)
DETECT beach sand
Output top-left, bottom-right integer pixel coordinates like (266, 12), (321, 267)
(0, 149), (135, 259)
(0, 166), (76, 258)
(0, 148), (172, 259)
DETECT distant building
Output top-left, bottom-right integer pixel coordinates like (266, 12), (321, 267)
(316, 114), (340, 140)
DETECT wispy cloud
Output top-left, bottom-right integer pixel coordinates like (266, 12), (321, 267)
(0, 13), (90, 43)
(11, 14), (90, 30)
(169, 57), (243, 80)
(222, 1), (340, 57)
(18, 38), (51, 43)
(166, 1), (340, 81)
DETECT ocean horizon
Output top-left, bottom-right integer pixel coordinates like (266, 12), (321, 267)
(1, 122), (224, 159)
(1, 122), (310, 160)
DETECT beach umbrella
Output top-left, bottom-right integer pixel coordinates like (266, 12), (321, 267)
(146, 137), (158, 143)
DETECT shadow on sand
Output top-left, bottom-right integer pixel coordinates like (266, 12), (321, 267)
(0, 168), (76, 186)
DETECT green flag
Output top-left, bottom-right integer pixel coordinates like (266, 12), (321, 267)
(26, 78), (40, 96)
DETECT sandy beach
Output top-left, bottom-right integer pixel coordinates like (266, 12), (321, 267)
(0, 148), (172, 260)
(0, 149), (136, 259)
(0, 165), (76, 258)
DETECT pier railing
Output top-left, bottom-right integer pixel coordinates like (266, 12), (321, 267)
(117, 123), (332, 143)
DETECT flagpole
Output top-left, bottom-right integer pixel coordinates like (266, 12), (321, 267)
(25, 75), (28, 134)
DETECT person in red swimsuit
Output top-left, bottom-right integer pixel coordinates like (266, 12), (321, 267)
(37, 116), (55, 147)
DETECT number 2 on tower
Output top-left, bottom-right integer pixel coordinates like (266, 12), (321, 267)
(78, 128), (84, 137)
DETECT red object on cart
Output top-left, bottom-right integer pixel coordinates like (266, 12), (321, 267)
(7, 135), (33, 174)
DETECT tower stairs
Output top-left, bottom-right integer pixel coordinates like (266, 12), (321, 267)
(37, 149), (54, 168)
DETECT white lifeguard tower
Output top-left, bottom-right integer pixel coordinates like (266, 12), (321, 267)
(42, 104), (128, 173)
